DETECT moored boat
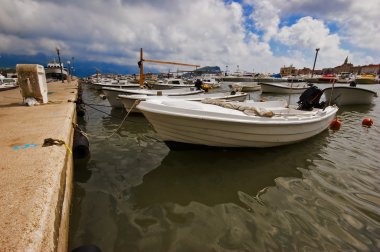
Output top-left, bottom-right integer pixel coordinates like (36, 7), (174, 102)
(91, 82), (140, 91)
(102, 87), (204, 108)
(137, 98), (338, 148)
(45, 59), (68, 81)
(228, 82), (261, 92)
(355, 74), (379, 84)
(118, 91), (248, 113)
(0, 76), (18, 91)
(317, 74), (337, 83)
(259, 82), (309, 94)
(323, 86), (377, 105)
(145, 78), (194, 89)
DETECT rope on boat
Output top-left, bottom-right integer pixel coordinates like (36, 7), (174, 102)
(201, 99), (274, 117)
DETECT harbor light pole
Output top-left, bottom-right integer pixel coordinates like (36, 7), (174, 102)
(67, 61), (71, 77)
(71, 57), (75, 76)
(311, 48), (320, 78)
(56, 47), (64, 83)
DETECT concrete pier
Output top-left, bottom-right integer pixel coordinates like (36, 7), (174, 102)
(0, 80), (78, 251)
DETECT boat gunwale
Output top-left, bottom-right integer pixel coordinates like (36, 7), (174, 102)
(138, 100), (338, 126)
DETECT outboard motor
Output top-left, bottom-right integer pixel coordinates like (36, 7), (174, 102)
(297, 85), (325, 110)
(349, 81), (357, 87)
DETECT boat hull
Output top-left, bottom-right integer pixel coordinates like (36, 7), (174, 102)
(355, 78), (379, 84)
(103, 87), (204, 108)
(92, 83), (140, 91)
(119, 92), (248, 113)
(259, 82), (308, 94)
(138, 100), (338, 148)
(146, 83), (194, 90)
(229, 82), (261, 92)
(323, 86), (377, 105)
(0, 85), (18, 92)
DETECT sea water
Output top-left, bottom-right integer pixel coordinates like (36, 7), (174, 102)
(69, 83), (380, 251)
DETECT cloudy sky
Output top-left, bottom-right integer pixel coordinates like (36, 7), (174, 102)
(0, 0), (379, 75)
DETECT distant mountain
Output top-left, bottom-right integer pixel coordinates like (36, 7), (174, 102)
(194, 66), (221, 73)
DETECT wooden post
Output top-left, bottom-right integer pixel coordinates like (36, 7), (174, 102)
(139, 48), (144, 86)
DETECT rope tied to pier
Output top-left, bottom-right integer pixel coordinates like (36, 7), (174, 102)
(42, 138), (72, 154)
(72, 123), (89, 140)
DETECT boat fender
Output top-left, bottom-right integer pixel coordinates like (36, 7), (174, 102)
(73, 127), (90, 159)
(76, 103), (86, 117)
(71, 244), (101, 252)
(99, 94), (107, 100)
(362, 118), (373, 127)
(330, 118), (341, 131)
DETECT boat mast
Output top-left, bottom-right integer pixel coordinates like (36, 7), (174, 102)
(311, 48), (320, 78)
(138, 48), (200, 86)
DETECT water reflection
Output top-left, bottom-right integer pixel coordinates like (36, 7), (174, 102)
(131, 131), (330, 208)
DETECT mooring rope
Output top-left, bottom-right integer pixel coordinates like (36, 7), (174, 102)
(107, 100), (140, 138)
(42, 138), (72, 154)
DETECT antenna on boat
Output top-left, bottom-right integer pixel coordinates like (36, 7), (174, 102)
(55, 47), (64, 83)
(328, 79), (336, 106)
(287, 78), (294, 108)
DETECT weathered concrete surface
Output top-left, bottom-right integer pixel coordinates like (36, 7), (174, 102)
(0, 80), (78, 251)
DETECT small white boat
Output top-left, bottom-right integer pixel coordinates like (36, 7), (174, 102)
(323, 86), (378, 105)
(201, 77), (221, 89)
(260, 82), (309, 94)
(102, 87), (204, 108)
(0, 77), (18, 92)
(118, 91), (248, 113)
(229, 82), (261, 92)
(137, 98), (338, 148)
(145, 78), (194, 90)
(91, 82), (140, 90)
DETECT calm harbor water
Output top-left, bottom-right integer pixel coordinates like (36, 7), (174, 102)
(69, 83), (380, 251)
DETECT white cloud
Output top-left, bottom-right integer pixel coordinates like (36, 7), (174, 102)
(275, 16), (350, 67)
(0, 0), (378, 74)
(248, 0), (280, 42)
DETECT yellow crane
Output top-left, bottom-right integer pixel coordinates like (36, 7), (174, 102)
(138, 48), (200, 86)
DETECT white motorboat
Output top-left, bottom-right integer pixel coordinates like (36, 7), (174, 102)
(91, 82), (140, 90)
(118, 91), (248, 113)
(145, 78), (194, 90)
(102, 87), (204, 108)
(323, 86), (378, 105)
(137, 98), (338, 148)
(229, 82), (261, 92)
(201, 77), (221, 89)
(260, 82), (309, 94)
(0, 77), (18, 91)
